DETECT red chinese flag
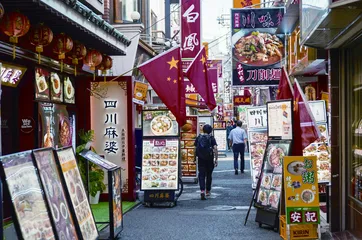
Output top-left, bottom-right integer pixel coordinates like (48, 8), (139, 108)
(292, 80), (321, 155)
(276, 67), (294, 100)
(185, 47), (217, 110)
(138, 47), (186, 125)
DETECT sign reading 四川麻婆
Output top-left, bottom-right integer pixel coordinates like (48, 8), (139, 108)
(283, 156), (320, 225)
(231, 8), (285, 86)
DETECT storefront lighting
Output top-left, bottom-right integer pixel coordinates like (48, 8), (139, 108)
(0, 62), (27, 87)
(130, 11), (141, 23)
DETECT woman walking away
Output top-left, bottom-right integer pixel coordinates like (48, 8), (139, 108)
(194, 124), (218, 200)
(228, 120), (248, 175)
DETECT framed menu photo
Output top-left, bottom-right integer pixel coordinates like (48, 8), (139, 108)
(50, 72), (63, 102)
(142, 110), (179, 137)
(141, 138), (179, 190)
(309, 100), (327, 123)
(33, 148), (79, 239)
(55, 147), (98, 240)
(267, 100), (293, 140)
(64, 76), (76, 104)
(0, 151), (57, 239)
(35, 67), (50, 101)
(214, 129), (227, 152)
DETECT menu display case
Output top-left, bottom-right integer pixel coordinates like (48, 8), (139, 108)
(180, 116), (198, 179)
(55, 147), (98, 240)
(141, 138), (179, 190)
(267, 100), (293, 140)
(0, 151), (57, 239)
(214, 129), (227, 152)
(254, 140), (292, 212)
(142, 110), (179, 137)
(79, 150), (123, 239)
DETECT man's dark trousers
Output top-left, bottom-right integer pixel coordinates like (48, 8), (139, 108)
(232, 143), (245, 171)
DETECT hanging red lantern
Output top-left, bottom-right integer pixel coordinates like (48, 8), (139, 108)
(84, 49), (102, 80)
(53, 33), (73, 72)
(97, 55), (113, 81)
(0, 11), (30, 59)
(29, 23), (53, 64)
(67, 41), (87, 76)
(0, 2), (4, 19)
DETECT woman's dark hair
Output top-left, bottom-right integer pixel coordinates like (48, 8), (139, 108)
(203, 124), (213, 134)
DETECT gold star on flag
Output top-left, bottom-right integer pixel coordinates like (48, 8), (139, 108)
(200, 55), (206, 65)
(167, 57), (179, 70)
(167, 77), (171, 81)
(173, 80), (177, 84)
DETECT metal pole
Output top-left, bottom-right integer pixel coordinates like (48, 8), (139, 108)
(165, 0), (171, 39)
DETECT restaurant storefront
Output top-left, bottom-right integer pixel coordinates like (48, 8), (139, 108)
(0, 0), (131, 219)
(299, 0), (362, 237)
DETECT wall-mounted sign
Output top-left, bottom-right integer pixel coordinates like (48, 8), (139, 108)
(133, 81), (148, 105)
(64, 76), (75, 104)
(0, 62), (27, 87)
(90, 82), (129, 193)
(20, 117), (35, 134)
(234, 95), (251, 105)
(231, 8), (285, 86)
(247, 106), (267, 129)
(181, 0), (201, 58)
(35, 68), (50, 101)
(50, 72), (63, 102)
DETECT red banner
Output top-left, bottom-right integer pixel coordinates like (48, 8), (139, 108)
(181, 0), (201, 58)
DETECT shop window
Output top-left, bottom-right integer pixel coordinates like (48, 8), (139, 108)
(348, 41), (362, 203)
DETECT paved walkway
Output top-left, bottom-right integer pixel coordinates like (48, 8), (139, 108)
(120, 154), (282, 240)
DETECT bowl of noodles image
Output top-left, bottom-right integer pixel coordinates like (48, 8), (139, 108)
(232, 29), (284, 67)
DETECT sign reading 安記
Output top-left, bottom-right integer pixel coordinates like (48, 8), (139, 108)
(283, 156), (320, 225)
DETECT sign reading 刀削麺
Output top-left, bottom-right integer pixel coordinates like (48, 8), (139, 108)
(283, 156), (320, 225)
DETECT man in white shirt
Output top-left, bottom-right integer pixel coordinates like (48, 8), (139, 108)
(228, 120), (248, 175)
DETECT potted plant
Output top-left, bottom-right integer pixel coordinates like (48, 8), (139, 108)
(76, 129), (106, 204)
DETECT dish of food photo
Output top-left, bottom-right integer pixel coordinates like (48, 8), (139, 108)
(271, 175), (282, 189)
(318, 161), (330, 171)
(143, 154), (151, 159)
(188, 149), (195, 157)
(182, 133), (197, 140)
(251, 132), (267, 142)
(262, 175), (271, 189)
(169, 160), (177, 166)
(318, 144), (328, 152)
(182, 165), (188, 171)
(64, 77), (75, 100)
(36, 73), (48, 93)
(59, 118), (71, 147)
(51, 73), (61, 95)
(233, 30), (284, 67)
(318, 125), (327, 133)
(301, 189), (314, 203)
(318, 153), (329, 161)
(185, 141), (195, 148)
(169, 154), (177, 159)
(252, 158), (262, 168)
(268, 191), (280, 209)
(287, 161), (306, 175)
(161, 154), (169, 159)
(258, 190), (268, 204)
(160, 160), (168, 166)
(181, 122), (193, 132)
(318, 171), (331, 182)
(189, 165), (196, 171)
(268, 146), (285, 168)
(150, 115), (173, 135)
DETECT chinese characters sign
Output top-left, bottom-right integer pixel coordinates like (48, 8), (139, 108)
(283, 156), (320, 224)
(247, 106), (267, 129)
(181, 0), (201, 58)
(91, 82), (128, 193)
(231, 8), (285, 86)
(233, 95), (251, 106)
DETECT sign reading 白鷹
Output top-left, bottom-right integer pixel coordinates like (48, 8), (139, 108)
(283, 156), (320, 225)
(231, 8), (285, 86)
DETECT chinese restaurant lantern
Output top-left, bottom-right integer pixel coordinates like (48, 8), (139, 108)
(53, 33), (73, 72)
(67, 41), (87, 76)
(84, 49), (102, 80)
(0, 2), (4, 19)
(0, 11), (30, 59)
(97, 54), (113, 81)
(29, 23), (53, 64)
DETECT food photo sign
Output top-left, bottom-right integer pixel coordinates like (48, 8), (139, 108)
(181, 116), (198, 178)
(33, 148), (79, 239)
(35, 67), (51, 101)
(255, 140), (291, 211)
(283, 156), (320, 225)
(56, 147), (98, 240)
(50, 72), (63, 102)
(248, 130), (268, 189)
(231, 8), (285, 86)
(141, 138), (179, 190)
(0, 151), (57, 239)
(142, 110), (179, 137)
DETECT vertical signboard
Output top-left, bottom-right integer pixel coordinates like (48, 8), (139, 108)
(231, 8), (285, 86)
(181, 0), (201, 58)
(283, 156), (320, 225)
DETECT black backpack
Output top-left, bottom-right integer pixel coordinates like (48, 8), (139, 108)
(196, 134), (214, 160)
